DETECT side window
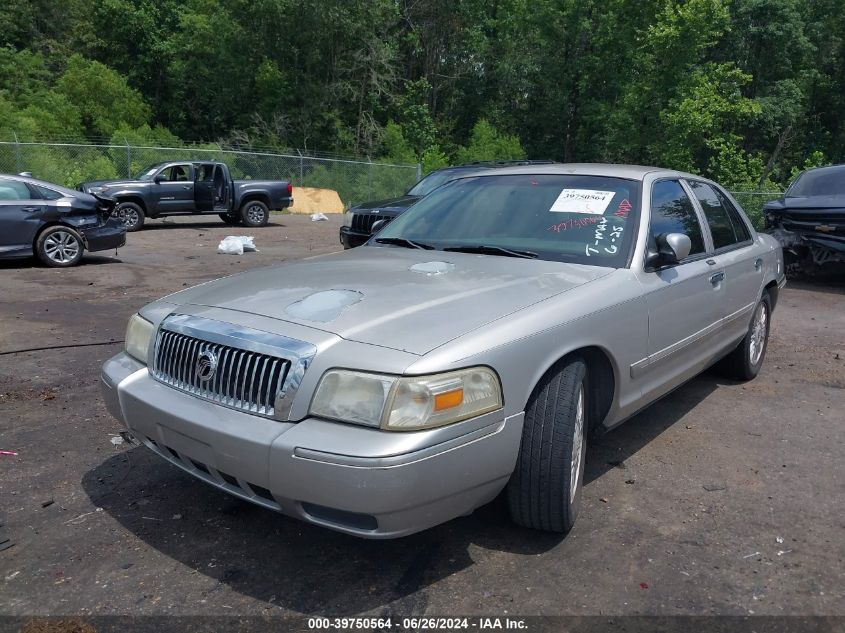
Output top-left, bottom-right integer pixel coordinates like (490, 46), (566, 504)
(649, 179), (705, 257)
(716, 189), (751, 242)
(196, 164), (214, 182)
(158, 165), (191, 182)
(688, 180), (746, 249)
(32, 184), (64, 200)
(0, 179), (35, 201)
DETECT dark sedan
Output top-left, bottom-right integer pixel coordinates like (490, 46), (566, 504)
(0, 173), (125, 267)
(764, 164), (845, 274)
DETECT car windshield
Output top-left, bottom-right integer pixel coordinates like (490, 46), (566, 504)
(786, 166), (845, 197)
(136, 164), (162, 180)
(375, 173), (641, 267)
(406, 169), (465, 197)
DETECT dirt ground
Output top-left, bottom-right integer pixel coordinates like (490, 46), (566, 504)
(0, 214), (843, 620)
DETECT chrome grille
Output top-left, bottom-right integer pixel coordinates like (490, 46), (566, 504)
(152, 329), (291, 416)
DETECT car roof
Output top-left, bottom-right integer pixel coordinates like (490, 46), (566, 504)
(445, 163), (701, 181)
(0, 173), (82, 197)
(796, 163), (845, 176)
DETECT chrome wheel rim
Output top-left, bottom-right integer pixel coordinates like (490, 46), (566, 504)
(570, 384), (585, 503)
(749, 302), (768, 366)
(44, 230), (81, 264)
(116, 206), (139, 228)
(246, 204), (265, 224)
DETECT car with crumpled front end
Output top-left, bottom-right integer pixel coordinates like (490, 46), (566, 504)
(101, 164), (784, 538)
(0, 173), (124, 267)
(764, 163), (845, 274)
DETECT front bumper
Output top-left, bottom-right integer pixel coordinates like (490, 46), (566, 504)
(339, 226), (370, 249)
(101, 353), (522, 538)
(81, 217), (126, 252)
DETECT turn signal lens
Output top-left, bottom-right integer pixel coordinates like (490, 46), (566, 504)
(434, 388), (464, 411)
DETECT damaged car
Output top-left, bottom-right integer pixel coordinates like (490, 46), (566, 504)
(102, 164), (784, 538)
(764, 164), (845, 274)
(0, 173), (125, 267)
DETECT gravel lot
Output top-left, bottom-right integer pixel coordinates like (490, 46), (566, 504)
(1, 215), (843, 619)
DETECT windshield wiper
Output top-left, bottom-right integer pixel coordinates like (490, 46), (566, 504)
(444, 244), (538, 259)
(373, 237), (435, 250)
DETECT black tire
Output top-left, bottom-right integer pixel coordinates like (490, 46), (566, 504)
(240, 200), (269, 227)
(716, 292), (772, 381)
(507, 356), (587, 533)
(114, 201), (145, 232)
(35, 225), (85, 267)
(219, 213), (242, 226)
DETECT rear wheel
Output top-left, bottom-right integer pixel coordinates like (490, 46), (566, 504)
(240, 200), (269, 227)
(507, 356), (587, 533)
(716, 292), (771, 381)
(36, 226), (84, 267)
(219, 213), (241, 226)
(114, 201), (145, 232)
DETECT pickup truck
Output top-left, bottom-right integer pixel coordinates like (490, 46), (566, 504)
(80, 161), (293, 231)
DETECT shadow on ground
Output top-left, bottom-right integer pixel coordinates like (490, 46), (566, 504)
(83, 371), (723, 614)
(140, 220), (286, 231)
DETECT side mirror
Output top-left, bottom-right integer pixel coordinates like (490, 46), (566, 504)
(370, 218), (389, 234)
(154, 174), (166, 184)
(646, 233), (692, 270)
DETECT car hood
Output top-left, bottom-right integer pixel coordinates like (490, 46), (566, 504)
(766, 195), (845, 213)
(82, 179), (146, 189)
(166, 247), (613, 355)
(351, 195), (420, 213)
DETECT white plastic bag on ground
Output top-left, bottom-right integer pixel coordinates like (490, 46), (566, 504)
(311, 213), (328, 221)
(217, 235), (258, 255)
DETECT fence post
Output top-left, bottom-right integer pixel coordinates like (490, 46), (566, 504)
(124, 138), (131, 178)
(13, 132), (22, 173)
(296, 149), (304, 186)
(416, 162), (422, 182)
(368, 157), (373, 198)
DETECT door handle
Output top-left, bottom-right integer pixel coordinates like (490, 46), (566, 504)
(182, 185), (191, 190)
(754, 258), (763, 271)
(710, 271), (725, 285)
(22, 206), (41, 212)
(706, 259), (717, 266)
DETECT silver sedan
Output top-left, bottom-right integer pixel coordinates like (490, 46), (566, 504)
(101, 164), (785, 538)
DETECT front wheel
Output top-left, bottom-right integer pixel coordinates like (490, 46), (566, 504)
(219, 213), (241, 226)
(36, 226), (84, 267)
(507, 356), (587, 533)
(240, 200), (269, 227)
(716, 292), (771, 380)
(114, 201), (145, 232)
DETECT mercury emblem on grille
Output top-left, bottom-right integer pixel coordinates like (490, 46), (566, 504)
(196, 349), (218, 382)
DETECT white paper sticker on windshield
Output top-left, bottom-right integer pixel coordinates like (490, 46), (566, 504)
(549, 189), (615, 215)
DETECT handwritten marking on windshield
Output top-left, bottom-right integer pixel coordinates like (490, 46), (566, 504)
(547, 216), (600, 233)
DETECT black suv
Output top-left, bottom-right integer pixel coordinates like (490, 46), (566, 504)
(339, 161), (556, 248)
(764, 163), (845, 273)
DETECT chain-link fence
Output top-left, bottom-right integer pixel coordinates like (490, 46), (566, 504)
(0, 140), (421, 208)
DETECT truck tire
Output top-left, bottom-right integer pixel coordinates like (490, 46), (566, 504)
(114, 201), (145, 232)
(240, 200), (269, 227)
(35, 225), (85, 267)
(507, 356), (587, 533)
(716, 291), (771, 381)
(219, 213), (241, 226)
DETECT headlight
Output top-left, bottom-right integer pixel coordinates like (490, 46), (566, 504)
(309, 367), (502, 431)
(88, 186), (108, 194)
(125, 314), (154, 364)
(343, 211), (354, 227)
